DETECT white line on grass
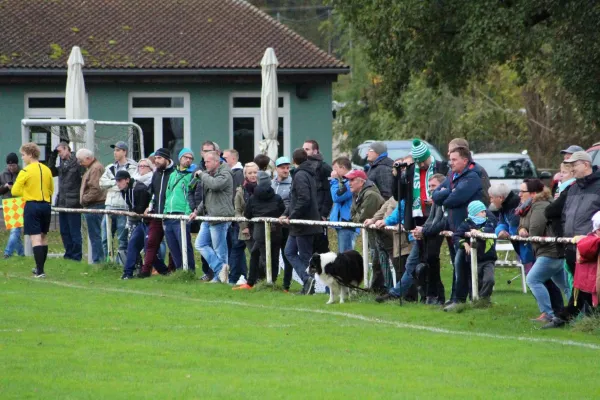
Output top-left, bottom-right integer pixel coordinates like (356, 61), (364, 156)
(6, 276), (600, 350)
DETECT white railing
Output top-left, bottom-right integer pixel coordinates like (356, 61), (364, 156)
(50, 207), (578, 301)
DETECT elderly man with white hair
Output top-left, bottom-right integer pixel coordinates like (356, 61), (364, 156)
(76, 148), (107, 264)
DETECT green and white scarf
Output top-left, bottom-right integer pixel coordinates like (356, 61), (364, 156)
(412, 157), (435, 217)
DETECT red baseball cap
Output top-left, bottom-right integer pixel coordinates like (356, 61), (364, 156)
(344, 169), (367, 180)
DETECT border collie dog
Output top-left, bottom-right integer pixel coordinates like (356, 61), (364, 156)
(308, 250), (364, 304)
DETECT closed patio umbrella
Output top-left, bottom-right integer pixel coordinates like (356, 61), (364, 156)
(259, 48), (279, 162)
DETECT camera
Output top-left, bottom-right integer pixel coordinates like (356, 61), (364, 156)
(393, 161), (409, 169)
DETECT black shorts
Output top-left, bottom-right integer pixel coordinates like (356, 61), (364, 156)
(23, 201), (52, 235)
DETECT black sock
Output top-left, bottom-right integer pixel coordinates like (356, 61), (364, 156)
(33, 246), (44, 274)
(42, 245), (48, 265)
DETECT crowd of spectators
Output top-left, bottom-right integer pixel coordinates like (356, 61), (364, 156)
(3, 136), (599, 329)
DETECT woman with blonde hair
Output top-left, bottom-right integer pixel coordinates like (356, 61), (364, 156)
(231, 162), (259, 283)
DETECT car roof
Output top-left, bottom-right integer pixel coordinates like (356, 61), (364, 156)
(473, 153), (532, 159)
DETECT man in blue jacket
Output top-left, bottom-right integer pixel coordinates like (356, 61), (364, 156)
(432, 146), (483, 303)
(330, 156), (358, 252)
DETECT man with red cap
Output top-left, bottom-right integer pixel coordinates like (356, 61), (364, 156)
(347, 168), (386, 291)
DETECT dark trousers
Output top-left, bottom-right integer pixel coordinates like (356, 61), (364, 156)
(368, 232), (386, 292)
(123, 223), (144, 277)
(313, 227), (330, 253)
(477, 261), (495, 298)
(424, 235), (445, 300)
(281, 227), (294, 289)
(248, 230), (282, 286)
(284, 234), (313, 283)
(558, 245), (595, 320)
(164, 219), (195, 271)
(228, 223), (248, 283)
(447, 237), (457, 300)
(59, 212), (82, 261)
(143, 219), (174, 273)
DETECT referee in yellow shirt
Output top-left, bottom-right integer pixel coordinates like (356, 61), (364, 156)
(11, 143), (54, 278)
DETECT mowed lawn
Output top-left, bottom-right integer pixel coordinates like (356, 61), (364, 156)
(1, 240), (600, 398)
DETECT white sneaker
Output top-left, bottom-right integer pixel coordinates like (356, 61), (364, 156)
(236, 275), (247, 286)
(219, 264), (230, 283)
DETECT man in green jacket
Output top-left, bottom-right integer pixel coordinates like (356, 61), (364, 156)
(347, 169), (386, 291)
(164, 148), (196, 271)
(193, 150), (234, 283)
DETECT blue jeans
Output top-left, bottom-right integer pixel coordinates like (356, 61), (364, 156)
(102, 207), (128, 262)
(164, 219), (195, 271)
(4, 227), (24, 257)
(526, 256), (568, 317)
(59, 212), (82, 261)
(84, 204), (105, 264)
(284, 234), (313, 283)
(228, 223), (247, 283)
(196, 221), (231, 279)
(389, 240), (419, 298)
(337, 229), (358, 253)
(123, 222), (146, 277)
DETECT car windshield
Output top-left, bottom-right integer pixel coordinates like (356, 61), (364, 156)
(474, 157), (538, 179)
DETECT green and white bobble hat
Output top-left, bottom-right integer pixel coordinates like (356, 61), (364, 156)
(411, 139), (431, 162)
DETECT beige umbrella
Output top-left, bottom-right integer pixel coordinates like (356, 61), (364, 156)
(259, 48), (279, 162)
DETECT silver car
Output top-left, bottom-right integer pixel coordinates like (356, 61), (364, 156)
(473, 152), (538, 192)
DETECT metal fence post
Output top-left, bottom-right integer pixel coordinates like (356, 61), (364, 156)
(106, 215), (112, 262)
(265, 221), (272, 284)
(180, 219), (188, 271)
(470, 237), (479, 301)
(362, 228), (370, 288)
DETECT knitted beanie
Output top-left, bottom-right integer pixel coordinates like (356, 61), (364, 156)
(154, 148), (171, 160)
(467, 200), (487, 218)
(411, 139), (431, 162)
(6, 152), (18, 165)
(369, 141), (387, 155)
(178, 147), (194, 161)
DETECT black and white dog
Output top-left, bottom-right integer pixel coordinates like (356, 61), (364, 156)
(308, 250), (364, 304)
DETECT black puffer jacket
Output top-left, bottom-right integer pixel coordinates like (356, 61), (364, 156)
(366, 155), (394, 200)
(284, 161), (322, 236)
(148, 161), (175, 213)
(48, 151), (84, 207)
(245, 181), (285, 243)
(306, 154), (333, 219)
(562, 169), (600, 237)
(120, 179), (151, 223)
(0, 166), (20, 199)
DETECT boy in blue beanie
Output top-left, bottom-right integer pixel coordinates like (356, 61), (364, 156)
(446, 200), (497, 310)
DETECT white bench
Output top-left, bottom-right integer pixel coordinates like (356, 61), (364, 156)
(495, 240), (527, 293)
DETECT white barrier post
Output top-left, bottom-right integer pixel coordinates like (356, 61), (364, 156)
(265, 221), (273, 284)
(106, 215), (112, 262)
(180, 219), (188, 271)
(470, 237), (479, 301)
(362, 228), (370, 288)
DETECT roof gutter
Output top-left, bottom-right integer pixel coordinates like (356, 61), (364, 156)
(0, 67), (350, 76)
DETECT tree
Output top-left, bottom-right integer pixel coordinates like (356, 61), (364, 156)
(332, 0), (600, 127)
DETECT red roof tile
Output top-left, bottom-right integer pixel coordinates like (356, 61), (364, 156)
(0, 0), (346, 71)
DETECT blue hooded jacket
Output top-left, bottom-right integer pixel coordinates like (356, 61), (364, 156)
(432, 165), (483, 233)
(330, 178), (358, 232)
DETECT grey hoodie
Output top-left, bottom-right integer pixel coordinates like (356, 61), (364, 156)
(272, 176), (292, 208)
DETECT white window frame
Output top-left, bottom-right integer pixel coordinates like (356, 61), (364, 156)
(128, 92), (191, 152)
(229, 91), (290, 158)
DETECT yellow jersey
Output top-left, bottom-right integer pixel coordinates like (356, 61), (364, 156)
(11, 161), (54, 202)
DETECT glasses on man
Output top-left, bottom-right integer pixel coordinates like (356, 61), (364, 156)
(519, 190), (529, 194)
(181, 155), (194, 161)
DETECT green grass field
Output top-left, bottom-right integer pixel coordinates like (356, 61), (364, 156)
(1, 232), (599, 399)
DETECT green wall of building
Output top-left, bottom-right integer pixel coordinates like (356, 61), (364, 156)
(0, 80), (333, 165)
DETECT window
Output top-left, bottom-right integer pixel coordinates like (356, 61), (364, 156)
(129, 93), (190, 159)
(230, 92), (290, 164)
(24, 93), (68, 162)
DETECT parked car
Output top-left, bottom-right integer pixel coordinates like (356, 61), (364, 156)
(473, 152), (538, 192)
(586, 142), (600, 167)
(351, 140), (446, 169)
